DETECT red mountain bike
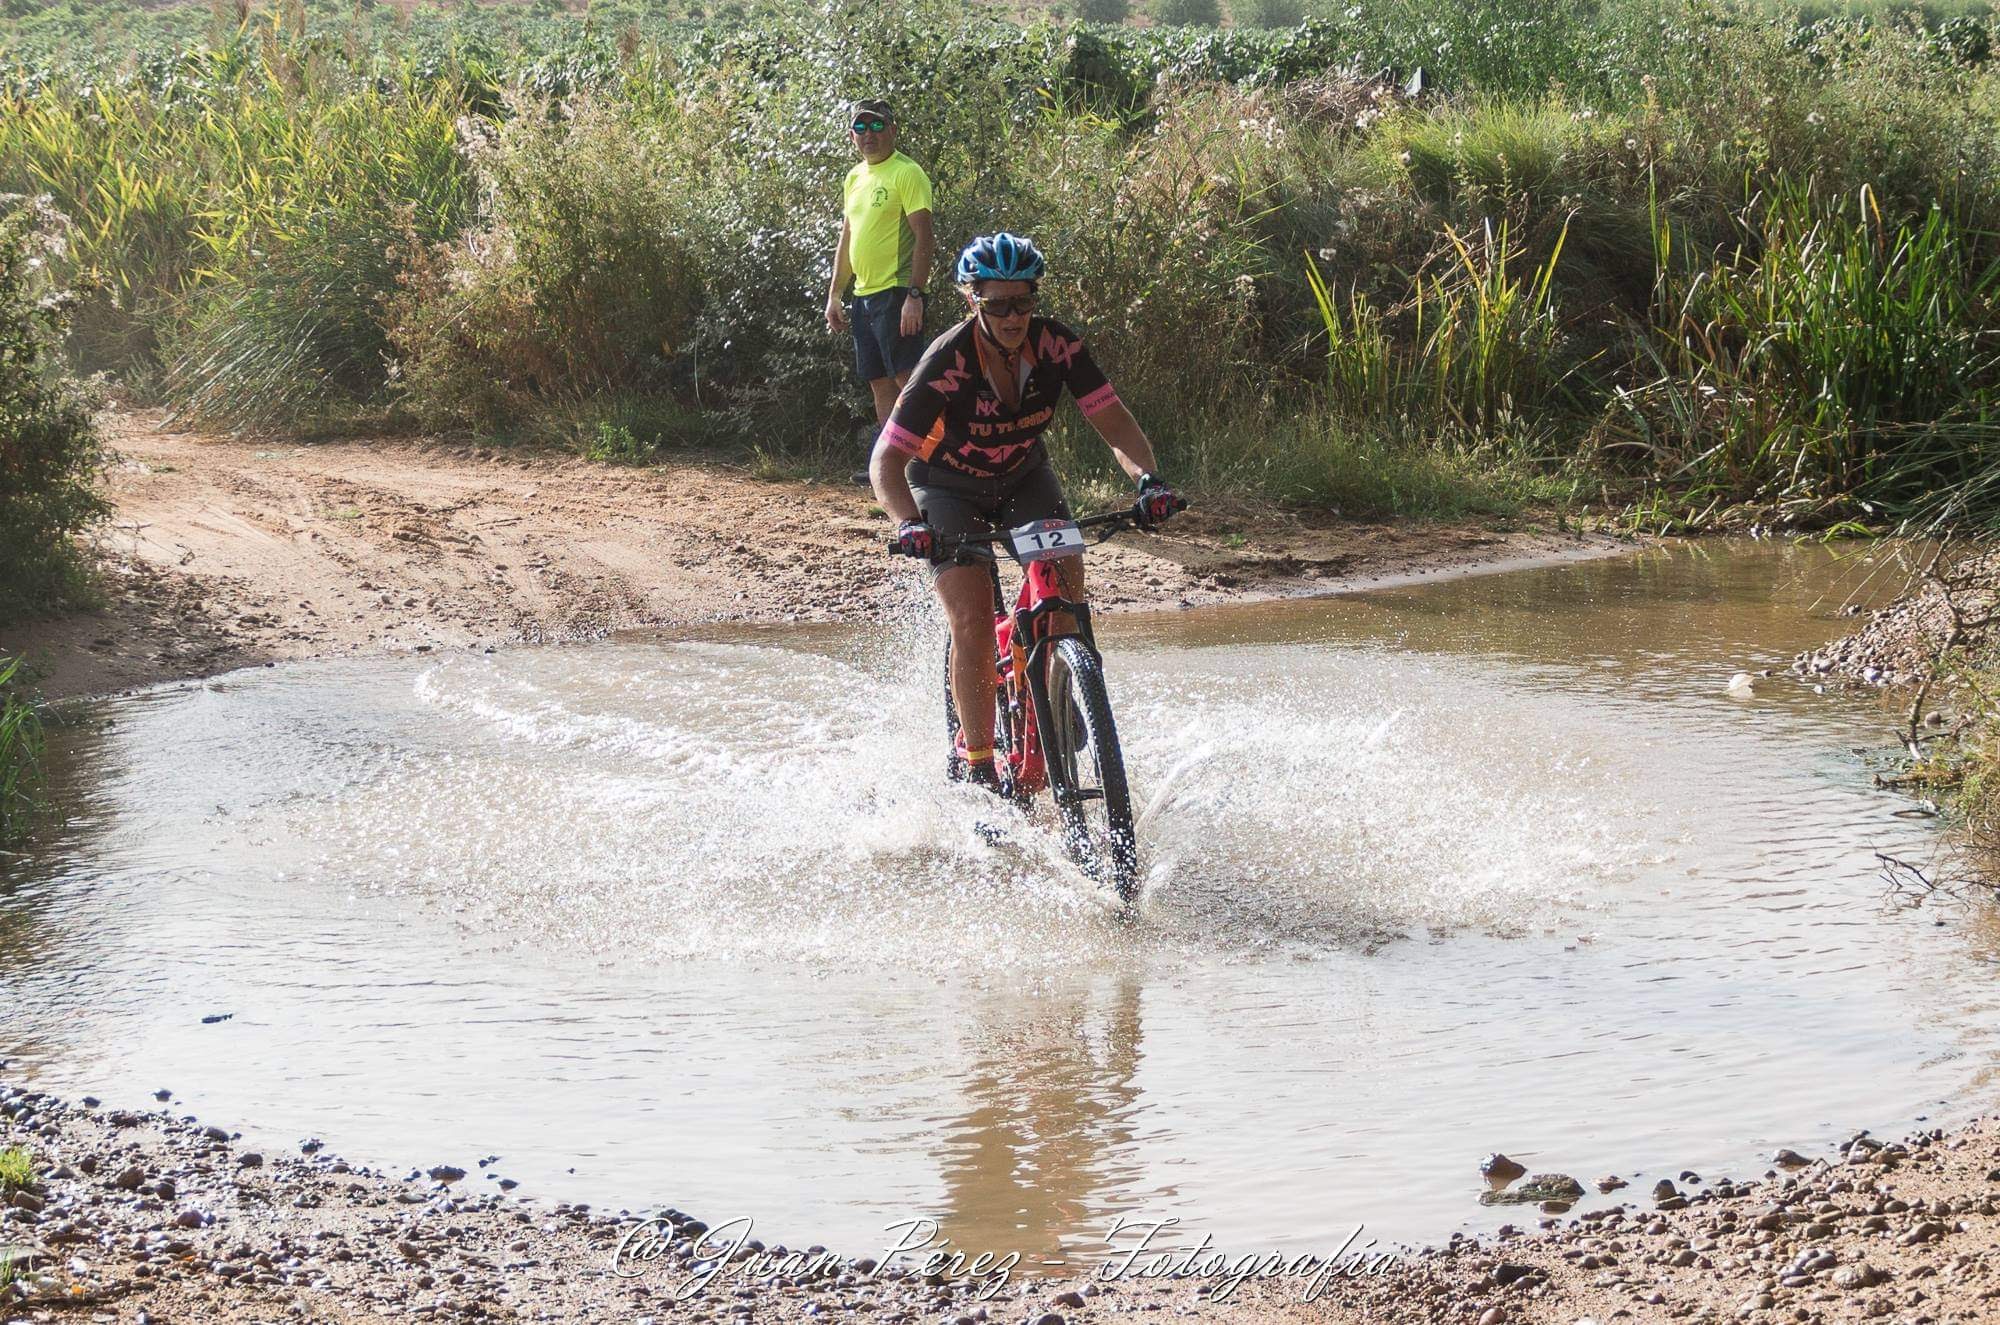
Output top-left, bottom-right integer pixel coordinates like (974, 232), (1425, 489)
(890, 507), (1176, 904)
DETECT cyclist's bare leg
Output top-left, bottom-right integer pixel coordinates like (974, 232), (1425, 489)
(937, 563), (998, 750)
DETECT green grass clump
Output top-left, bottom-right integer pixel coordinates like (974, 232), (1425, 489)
(0, 658), (45, 848)
(0, 1145), (31, 1191)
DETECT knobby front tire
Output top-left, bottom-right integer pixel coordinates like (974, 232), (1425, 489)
(1043, 636), (1139, 901)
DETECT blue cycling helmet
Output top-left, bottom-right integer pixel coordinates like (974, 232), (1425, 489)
(955, 232), (1046, 286)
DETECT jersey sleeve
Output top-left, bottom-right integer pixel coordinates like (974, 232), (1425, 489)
(878, 336), (960, 460)
(899, 160), (934, 214)
(1042, 320), (1120, 418)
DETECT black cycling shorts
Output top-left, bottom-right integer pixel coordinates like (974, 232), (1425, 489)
(908, 458), (1072, 582)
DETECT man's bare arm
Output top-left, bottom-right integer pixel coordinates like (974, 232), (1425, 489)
(826, 216), (853, 333)
(900, 208), (934, 337)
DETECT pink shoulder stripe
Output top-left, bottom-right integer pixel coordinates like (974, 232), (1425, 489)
(880, 420), (927, 455)
(1076, 383), (1121, 417)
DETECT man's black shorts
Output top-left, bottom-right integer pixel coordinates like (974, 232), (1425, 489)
(849, 287), (924, 382)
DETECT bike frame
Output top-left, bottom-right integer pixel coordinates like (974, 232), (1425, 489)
(902, 509), (1134, 798)
(984, 551), (1098, 796)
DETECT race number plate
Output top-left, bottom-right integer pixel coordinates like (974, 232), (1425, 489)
(1008, 519), (1084, 562)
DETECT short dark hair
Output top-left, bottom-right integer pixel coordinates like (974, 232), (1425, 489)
(849, 98), (894, 124)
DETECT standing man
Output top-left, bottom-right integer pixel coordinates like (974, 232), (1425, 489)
(825, 98), (934, 483)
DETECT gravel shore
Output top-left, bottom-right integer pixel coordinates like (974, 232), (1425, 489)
(1794, 547), (1999, 688)
(4, 1072), (1997, 1325)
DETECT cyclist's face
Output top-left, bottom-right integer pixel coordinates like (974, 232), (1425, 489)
(969, 280), (1034, 349)
(850, 116), (896, 163)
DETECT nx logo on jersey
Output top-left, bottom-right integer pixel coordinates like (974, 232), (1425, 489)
(932, 354), (976, 396)
(974, 396), (1000, 417)
(1036, 328), (1082, 370)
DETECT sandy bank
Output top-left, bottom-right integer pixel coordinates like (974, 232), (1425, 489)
(3, 411), (1629, 700)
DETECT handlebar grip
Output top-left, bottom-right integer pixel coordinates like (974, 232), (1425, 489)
(886, 540), (905, 555)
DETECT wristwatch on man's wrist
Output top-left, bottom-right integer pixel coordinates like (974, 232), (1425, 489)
(906, 287), (926, 301)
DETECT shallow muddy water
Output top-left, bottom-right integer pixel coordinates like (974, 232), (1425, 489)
(5, 541), (1999, 1268)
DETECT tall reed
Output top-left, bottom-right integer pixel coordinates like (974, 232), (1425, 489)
(0, 658), (44, 848)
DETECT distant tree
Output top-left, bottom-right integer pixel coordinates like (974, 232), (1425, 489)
(1231, 0), (1304, 28)
(1075, 0), (1133, 23)
(1149, 0), (1221, 26)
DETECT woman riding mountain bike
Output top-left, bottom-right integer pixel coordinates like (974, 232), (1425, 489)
(866, 231), (1181, 796)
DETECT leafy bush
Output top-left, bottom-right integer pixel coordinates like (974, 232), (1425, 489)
(1074, 0), (1133, 23)
(1149, 0), (1222, 28)
(0, 195), (104, 622)
(385, 97), (704, 430)
(1231, 0), (1304, 29)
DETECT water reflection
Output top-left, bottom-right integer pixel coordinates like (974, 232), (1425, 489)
(937, 977), (1146, 1266)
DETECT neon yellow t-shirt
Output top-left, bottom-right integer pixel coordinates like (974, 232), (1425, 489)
(842, 150), (934, 297)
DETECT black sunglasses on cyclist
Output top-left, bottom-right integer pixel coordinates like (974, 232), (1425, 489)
(851, 118), (888, 134)
(973, 293), (1037, 317)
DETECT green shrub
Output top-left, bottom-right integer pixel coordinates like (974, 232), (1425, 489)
(1074, 0), (1133, 23)
(0, 196), (104, 622)
(1231, 0), (1304, 29)
(1149, 0), (1222, 28)
(385, 97), (704, 430)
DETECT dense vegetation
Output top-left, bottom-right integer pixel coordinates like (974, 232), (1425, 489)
(2, 0), (1997, 529)
(0, 196), (104, 621)
(0, 656), (42, 848)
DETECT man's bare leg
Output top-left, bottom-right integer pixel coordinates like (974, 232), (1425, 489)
(869, 370), (912, 421)
(856, 374), (912, 484)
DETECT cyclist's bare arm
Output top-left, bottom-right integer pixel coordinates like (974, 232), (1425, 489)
(1085, 400), (1160, 484)
(869, 435), (922, 522)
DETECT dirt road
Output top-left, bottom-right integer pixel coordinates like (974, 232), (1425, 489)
(5, 411), (1627, 699)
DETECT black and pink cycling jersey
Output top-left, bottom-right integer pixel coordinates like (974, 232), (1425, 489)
(878, 316), (1122, 482)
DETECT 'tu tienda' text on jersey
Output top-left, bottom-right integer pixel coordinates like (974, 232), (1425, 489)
(880, 318), (1121, 482)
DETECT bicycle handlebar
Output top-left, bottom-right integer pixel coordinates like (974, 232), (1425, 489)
(884, 501), (1187, 559)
